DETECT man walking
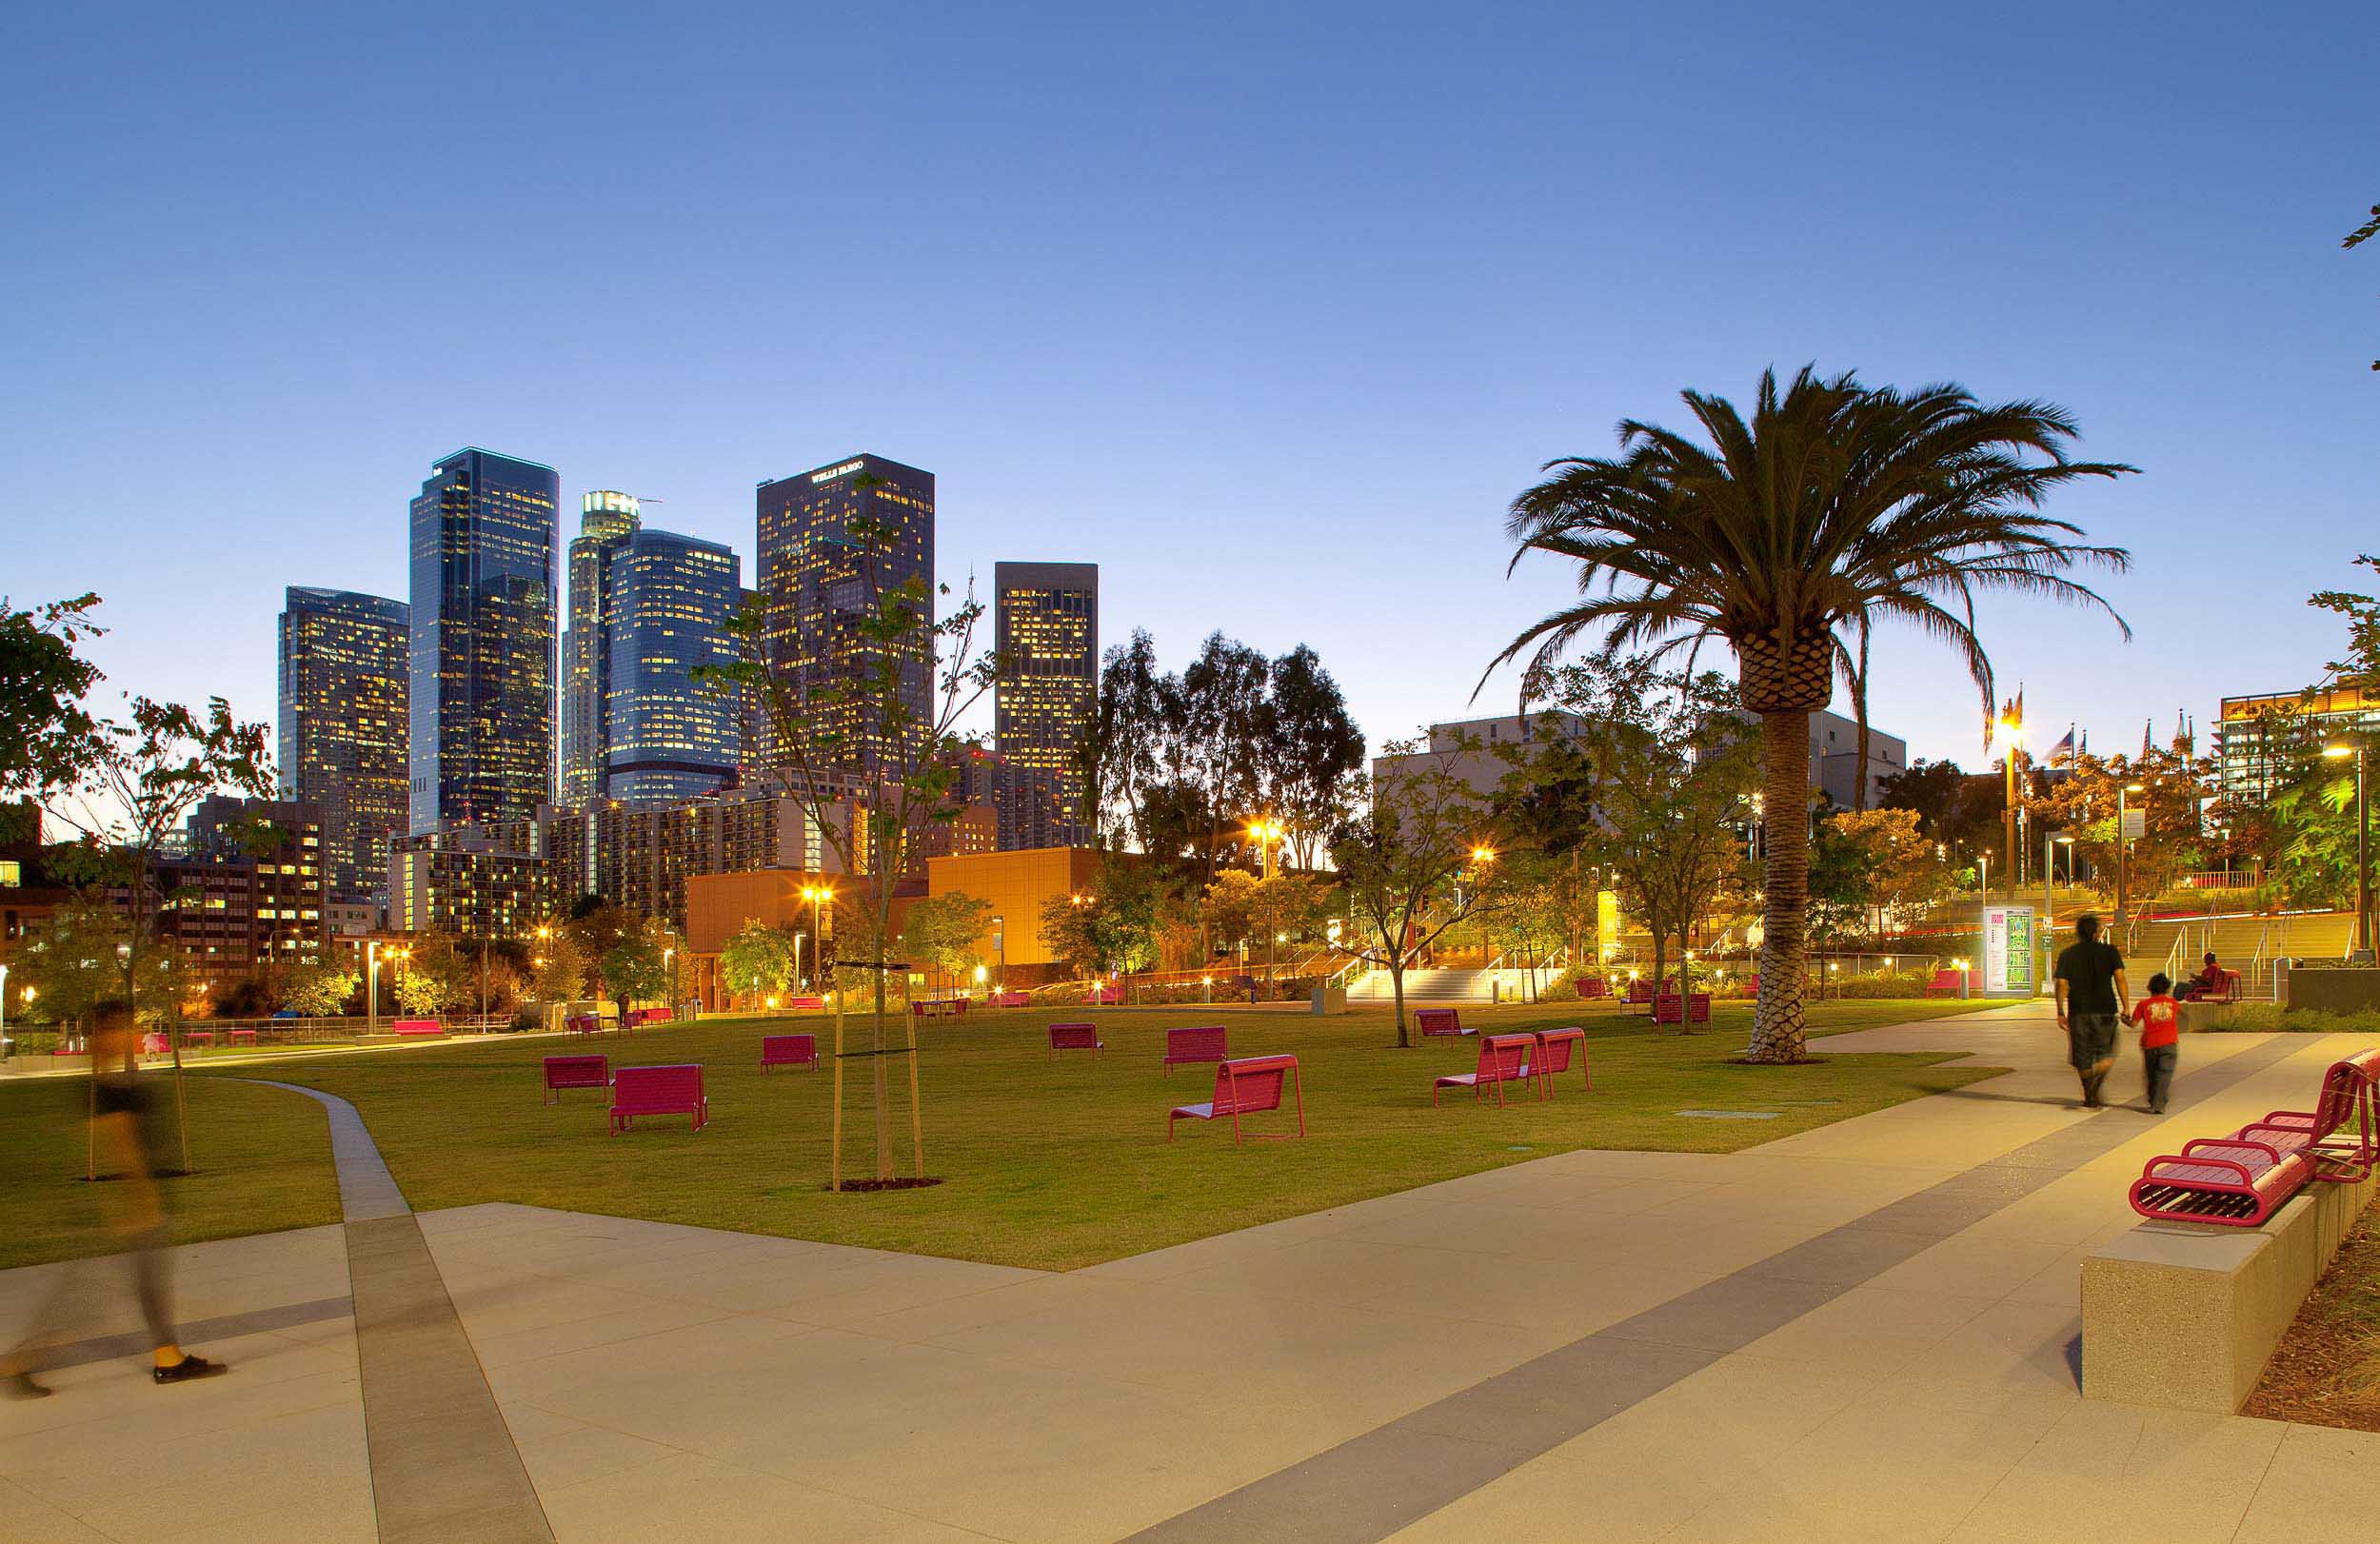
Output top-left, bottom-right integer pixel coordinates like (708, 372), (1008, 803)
(2053, 913), (2130, 1109)
(2, 1000), (230, 1398)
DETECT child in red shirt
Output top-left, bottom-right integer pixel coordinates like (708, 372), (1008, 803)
(2128, 972), (2181, 1114)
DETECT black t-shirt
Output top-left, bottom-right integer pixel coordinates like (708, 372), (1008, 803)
(2055, 940), (2125, 1015)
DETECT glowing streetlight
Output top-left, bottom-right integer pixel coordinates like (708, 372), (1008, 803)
(1246, 819), (1287, 880)
(2327, 742), (2370, 954)
(1993, 707), (2025, 897)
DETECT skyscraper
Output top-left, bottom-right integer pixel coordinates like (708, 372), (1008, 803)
(408, 448), (560, 833)
(562, 490), (641, 807)
(755, 454), (936, 780)
(604, 528), (744, 804)
(279, 586), (409, 904)
(994, 561), (1098, 846)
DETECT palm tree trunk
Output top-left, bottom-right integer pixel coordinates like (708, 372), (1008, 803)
(1749, 709), (1814, 1062)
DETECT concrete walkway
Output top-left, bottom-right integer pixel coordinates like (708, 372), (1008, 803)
(3, 1003), (2374, 1540)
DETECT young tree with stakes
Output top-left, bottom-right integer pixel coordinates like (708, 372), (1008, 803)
(1330, 734), (1501, 1047)
(42, 693), (274, 1172)
(707, 499), (1000, 1189)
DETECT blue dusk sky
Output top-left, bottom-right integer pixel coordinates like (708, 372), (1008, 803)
(4, 2), (2372, 771)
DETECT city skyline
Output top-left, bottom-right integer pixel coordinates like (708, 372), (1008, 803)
(5, 7), (2371, 779)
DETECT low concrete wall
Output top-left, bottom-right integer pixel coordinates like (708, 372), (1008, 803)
(2081, 1163), (2378, 1413)
(2282, 967), (2380, 1014)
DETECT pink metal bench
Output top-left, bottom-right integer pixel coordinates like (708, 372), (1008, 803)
(1623, 980), (1656, 1012)
(1415, 1007), (1472, 1038)
(544, 1054), (608, 1104)
(1434, 1034), (1537, 1107)
(565, 1013), (603, 1035)
(392, 1019), (444, 1038)
(228, 1028), (258, 1047)
(1923, 967), (1971, 997)
(2242, 1048), (2380, 1181)
(994, 991), (1032, 1008)
(1528, 1027), (1590, 1095)
(1162, 1025), (1229, 1077)
(2129, 1049), (2380, 1225)
(1573, 975), (1609, 1000)
(182, 1030), (215, 1047)
(609, 1063), (708, 1136)
(1048, 1022), (1104, 1057)
(1088, 985), (1123, 1006)
(760, 1034), (818, 1072)
(1652, 992), (1710, 1026)
(785, 995), (824, 1011)
(1169, 1055), (1304, 1144)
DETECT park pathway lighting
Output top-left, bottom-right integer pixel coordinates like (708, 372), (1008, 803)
(2325, 742), (2370, 955)
(2114, 782), (2146, 932)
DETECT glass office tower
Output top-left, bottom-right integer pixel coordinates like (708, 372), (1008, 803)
(754, 454), (935, 779)
(279, 586), (409, 904)
(604, 528), (744, 804)
(562, 490), (642, 806)
(993, 561), (1098, 847)
(407, 447), (560, 832)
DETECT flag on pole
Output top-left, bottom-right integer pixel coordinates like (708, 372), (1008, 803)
(2143, 719), (2154, 759)
(2048, 725), (2076, 766)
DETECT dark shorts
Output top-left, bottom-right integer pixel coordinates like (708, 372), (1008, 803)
(2068, 1013), (2119, 1071)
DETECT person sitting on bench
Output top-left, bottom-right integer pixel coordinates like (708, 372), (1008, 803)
(2177, 952), (2225, 1001)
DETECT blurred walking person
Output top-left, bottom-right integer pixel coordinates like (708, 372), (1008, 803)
(2053, 914), (2130, 1109)
(2, 1000), (228, 1398)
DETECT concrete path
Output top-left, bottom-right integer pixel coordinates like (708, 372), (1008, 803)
(3, 1003), (2375, 1541)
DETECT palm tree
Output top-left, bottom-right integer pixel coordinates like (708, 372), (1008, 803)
(1491, 367), (2134, 1061)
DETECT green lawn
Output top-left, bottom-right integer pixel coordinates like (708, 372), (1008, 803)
(0, 1073), (343, 1271)
(151, 997), (1999, 1272)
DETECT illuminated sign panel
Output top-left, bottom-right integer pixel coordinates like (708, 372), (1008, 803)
(1982, 905), (2036, 997)
(810, 460), (865, 484)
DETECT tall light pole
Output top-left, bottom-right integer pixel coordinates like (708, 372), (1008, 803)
(2325, 742), (2370, 956)
(802, 884), (832, 998)
(0, 961), (10, 1061)
(1996, 707), (2024, 900)
(1248, 819), (1283, 881)
(2113, 781), (2145, 935)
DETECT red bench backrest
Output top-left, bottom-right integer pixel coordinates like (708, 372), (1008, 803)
(545, 1054), (607, 1085)
(1626, 980), (1653, 1002)
(1167, 1026), (1229, 1062)
(1478, 1035), (1533, 1080)
(392, 1019), (440, 1034)
(2309, 1051), (2380, 1140)
(762, 1034), (815, 1064)
(1534, 1032), (1577, 1076)
(1416, 1008), (1461, 1035)
(1050, 1022), (1100, 1049)
(1213, 1055), (1296, 1116)
(615, 1063), (704, 1107)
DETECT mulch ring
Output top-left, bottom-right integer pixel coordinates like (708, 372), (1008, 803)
(2244, 1196), (2380, 1432)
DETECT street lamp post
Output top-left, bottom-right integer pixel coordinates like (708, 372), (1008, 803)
(0, 961), (10, 1061)
(2114, 782), (2145, 936)
(2325, 742), (2370, 956)
(1996, 708), (2024, 899)
(991, 915), (1005, 991)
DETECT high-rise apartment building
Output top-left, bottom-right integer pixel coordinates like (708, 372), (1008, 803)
(2217, 686), (2380, 804)
(278, 586), (409, 904)
(562, 491), (641, 806)
(408, 447), (561, 833)
(387, 827), (555, 940)
(755, 454), (935, 781)
(993, 562), (1097, 846)
(605, 529), (743, 804)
